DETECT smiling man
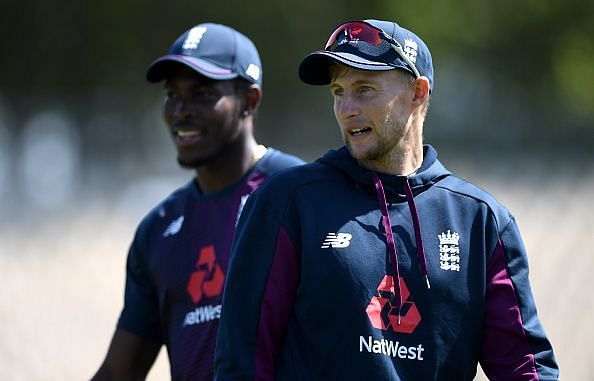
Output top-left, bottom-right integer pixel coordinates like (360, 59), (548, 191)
(214, 19), (559, 380)
(91, 23), (303, 381)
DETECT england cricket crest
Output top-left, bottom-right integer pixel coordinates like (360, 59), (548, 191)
(438, 230), (460, 272)
(403, 38), (418, 64)
(182, 26), (207, 50)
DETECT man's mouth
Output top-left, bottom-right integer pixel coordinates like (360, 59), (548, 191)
(173, 129), (203, 146)
(176, 130), (201, 138)
(349, 127), (372, 136)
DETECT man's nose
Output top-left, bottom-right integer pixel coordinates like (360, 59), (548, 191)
(336, 94), (360, 120)
(174, 98), (196, 118)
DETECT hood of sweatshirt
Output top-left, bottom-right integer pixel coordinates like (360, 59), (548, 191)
(316, 144), (451, 200)
(317, 144), (451, 318)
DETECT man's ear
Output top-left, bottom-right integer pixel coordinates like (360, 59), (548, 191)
(412, 76), (430, 104)
(244, 84), (262, 115)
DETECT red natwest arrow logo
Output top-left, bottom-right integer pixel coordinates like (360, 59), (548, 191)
(366, 275), (421, 334)
(186, 245), (225, 303)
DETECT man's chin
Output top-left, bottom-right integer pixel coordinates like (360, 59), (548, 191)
(177, 157), (205, 169)
(346, 145), (385, 164)
(346, 143), (370, 161)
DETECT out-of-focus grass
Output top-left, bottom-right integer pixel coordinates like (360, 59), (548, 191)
(1, 160), (592, 380)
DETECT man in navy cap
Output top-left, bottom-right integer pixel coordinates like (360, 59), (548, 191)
(91, 23), (303, 381)
(214, 19), (559, 380)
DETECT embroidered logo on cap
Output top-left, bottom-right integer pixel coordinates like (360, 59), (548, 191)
(245, 64), (261, 81)
(182, 26), (207, 50)
(403, 38), (418, 64)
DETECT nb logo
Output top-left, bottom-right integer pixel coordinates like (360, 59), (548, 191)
(163, 215), (184, 237)
(321, 233), (352, 248)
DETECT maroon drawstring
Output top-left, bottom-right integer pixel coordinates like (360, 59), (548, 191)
(372, 175), (431, 323)
(403, 179), (431, 289)
(373, 174), (403, 324)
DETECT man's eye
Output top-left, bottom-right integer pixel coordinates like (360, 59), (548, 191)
(166, 91), (179, 99)
(194, 90), (217, 100)
(331, 88), (343, 97)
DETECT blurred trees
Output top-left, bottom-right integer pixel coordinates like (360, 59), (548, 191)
(0, 0), (592, 217)
(0, 0), (593, 141)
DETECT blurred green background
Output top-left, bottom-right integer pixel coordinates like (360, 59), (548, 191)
(1, 0), (593, 211)
(1, 1), (593, 380)
(1, 0), (593, 170)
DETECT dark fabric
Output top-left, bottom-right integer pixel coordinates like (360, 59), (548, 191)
(215, 144), (558, 380)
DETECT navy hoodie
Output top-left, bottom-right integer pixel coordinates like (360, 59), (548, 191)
(215, 145), (559, 380)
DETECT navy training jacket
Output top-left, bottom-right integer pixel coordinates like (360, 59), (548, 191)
(215, 145), (559, 380)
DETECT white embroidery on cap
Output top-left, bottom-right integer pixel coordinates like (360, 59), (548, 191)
(182, 26), (208, 50)
(403, 38), (418, 64)
(246, 64), (261, 81)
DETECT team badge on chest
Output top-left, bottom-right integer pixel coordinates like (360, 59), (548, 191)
(438, 230), (460, 272)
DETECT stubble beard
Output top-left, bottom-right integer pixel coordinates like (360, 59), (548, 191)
(346, 115), (407, 164)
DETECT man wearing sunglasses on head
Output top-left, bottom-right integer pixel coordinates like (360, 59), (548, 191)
(214, 19), (559, 380)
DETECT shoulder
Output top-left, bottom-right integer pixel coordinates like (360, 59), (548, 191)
(256, 148), (306, 176)
(251, 159), (344, 205)
(135, 180), (194, 236)
(434, 175), (513, 230)
(238, 161), (344, 231)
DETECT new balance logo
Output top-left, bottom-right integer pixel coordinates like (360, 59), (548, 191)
(163, 215), (184, 237)
(321, 233), (352, 248)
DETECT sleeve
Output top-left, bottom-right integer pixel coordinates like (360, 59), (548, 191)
(214, 191), (300, 381)
(480, 216), (559, 380)
(116, 221), (163, 343)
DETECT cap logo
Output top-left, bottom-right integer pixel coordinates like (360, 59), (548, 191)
(245, 64), (261, 81)
(182, 26), (208, 50)
(403, 38), (418, 64)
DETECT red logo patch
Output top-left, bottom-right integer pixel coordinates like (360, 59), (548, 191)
(186, 245), (225, 303)
(366, 275), (421, 334)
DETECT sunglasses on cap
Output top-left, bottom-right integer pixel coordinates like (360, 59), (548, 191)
(324, 21), (421, 79)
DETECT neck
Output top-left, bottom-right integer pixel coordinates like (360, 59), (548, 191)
(194, 134), (264, 194)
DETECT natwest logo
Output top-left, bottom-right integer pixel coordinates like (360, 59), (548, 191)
(366, 275), (421, 334)
(186, 245), (225, 303)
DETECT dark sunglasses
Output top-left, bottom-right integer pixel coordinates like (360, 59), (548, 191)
(324, 21), (421, 79)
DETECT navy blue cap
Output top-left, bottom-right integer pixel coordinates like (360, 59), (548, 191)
(146, 23), (262, 85)
(299, 19), (434, 91)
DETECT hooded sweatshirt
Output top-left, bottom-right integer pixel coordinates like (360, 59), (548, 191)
(214, 145), (559, 381)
